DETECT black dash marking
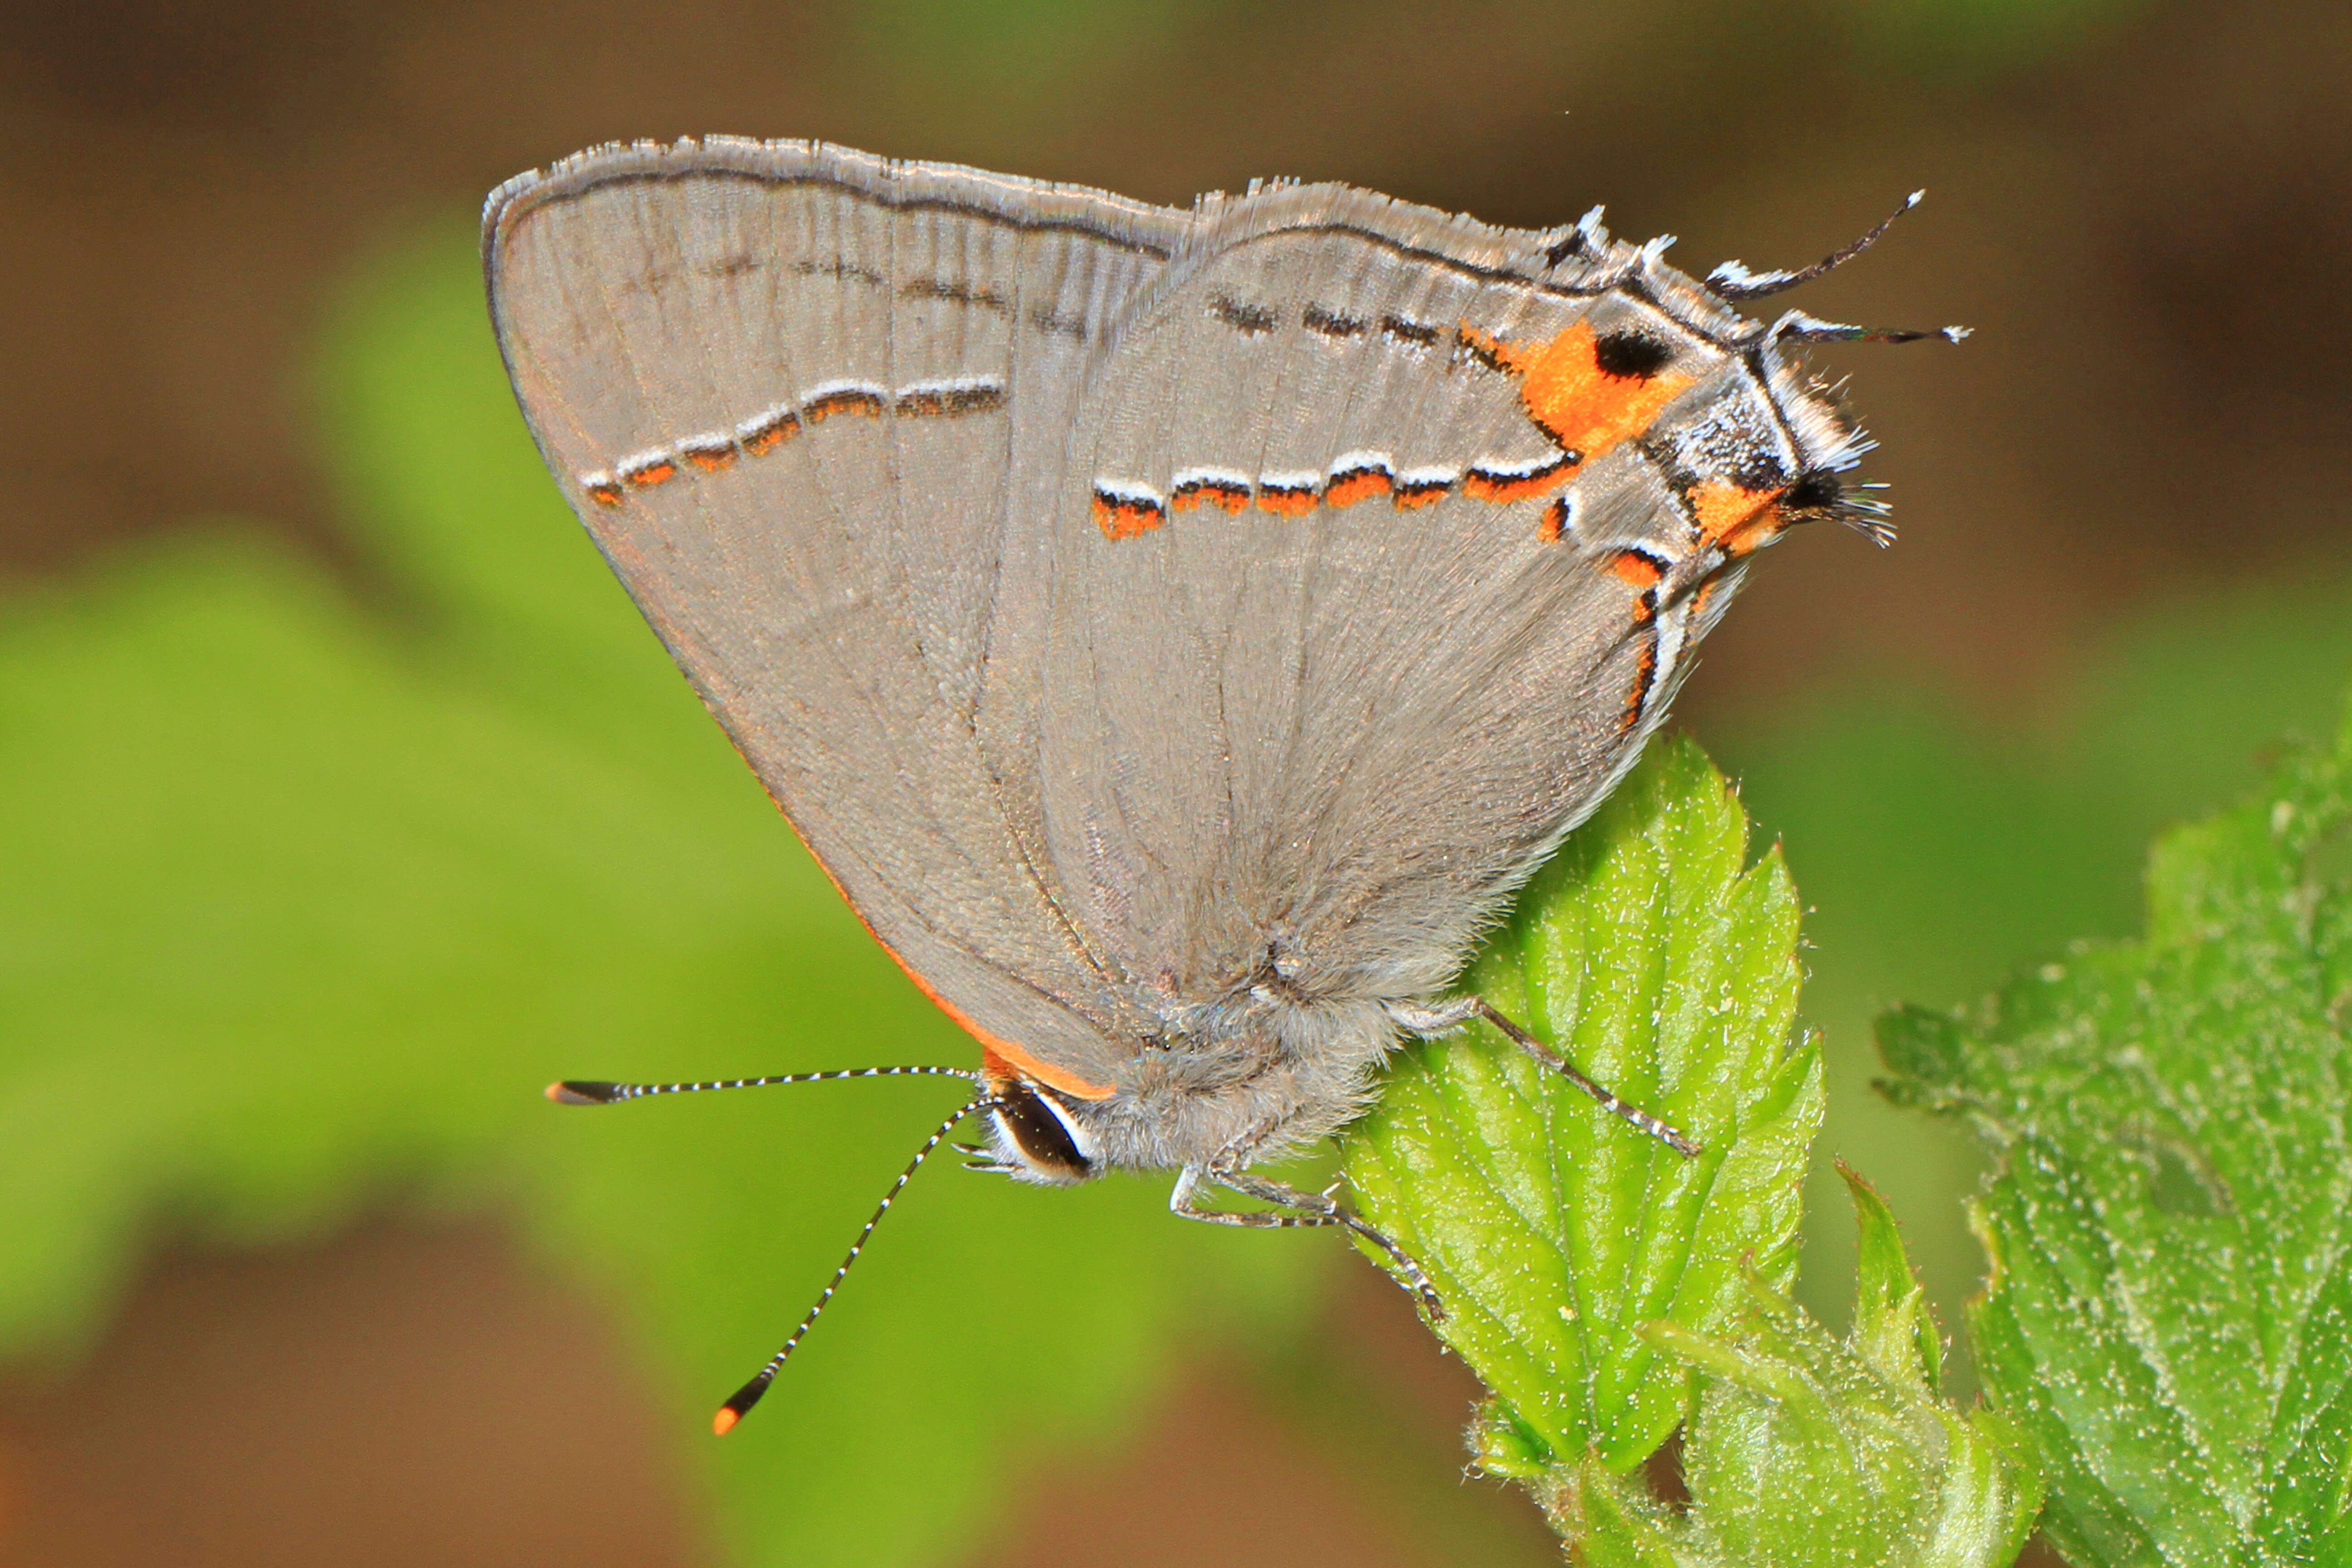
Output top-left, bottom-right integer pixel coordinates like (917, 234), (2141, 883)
(1170, 474), (1252, 512)
(1303, 303), (1367, 339)
(1210, 295), (1279, 336)
(1379, 314), (1440, 347)
(1542, 231), (1585, 269)
(1455, 328), (1511, 373)
(895, 381), (1007, 418)
(791, 258), (886, 288)
(902, 279), (1012, 314)
(1029, 306), (1089, 340)
(1593, 329), (1675, 380)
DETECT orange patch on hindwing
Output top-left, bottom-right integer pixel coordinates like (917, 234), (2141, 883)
(1613, 549), (1665, 623)
(1325, 467), (1393, 508)
(1611, 550), (1665, 591)
(981, 1044), (1116, 1102)
(1460, 319), (1694, 463)
(1092, 487), (1166, 540)
(1690, 480), (1787, 555)
(1255, 483), (1318, 517)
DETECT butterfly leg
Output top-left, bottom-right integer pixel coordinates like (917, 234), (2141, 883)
(1384, 996), (1702, 1158)
(1168, 1166), (1446, 1320)
(1383, 995), (1484, 1034)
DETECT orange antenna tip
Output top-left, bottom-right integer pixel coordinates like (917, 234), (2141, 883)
(712, 1407), (741, 1436)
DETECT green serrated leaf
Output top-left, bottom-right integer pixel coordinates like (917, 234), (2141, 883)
(1847, 1159), (1943, 1391)
(1564, 1450), (1688, 1568)
(1563, 1168), (2041, 1568)
(1342, 735), (1822, 1474)
(1720, 583), (2352, 1392)
(1882, 694), (2352, 1567)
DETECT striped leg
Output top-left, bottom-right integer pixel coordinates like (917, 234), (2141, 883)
(1169, 1166), (1445, 1320)
(1385, 997), (1701, 1158)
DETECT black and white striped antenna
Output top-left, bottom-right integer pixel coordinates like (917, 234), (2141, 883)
(547, 1064), (990, 1434)
(547, 1063), (982, 1104)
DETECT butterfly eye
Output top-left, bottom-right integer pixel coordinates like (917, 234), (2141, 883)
(990, 1083), (1099, 1183)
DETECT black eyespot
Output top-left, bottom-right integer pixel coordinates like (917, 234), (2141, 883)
(1592, 330), (1675, 380)
(993, 1083), (1095, 1180)
(1785, 470), (1843, 511)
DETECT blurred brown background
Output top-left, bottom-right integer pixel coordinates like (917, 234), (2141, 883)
(1, 0), (2344, 1562)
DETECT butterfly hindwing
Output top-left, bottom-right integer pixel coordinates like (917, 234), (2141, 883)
(1032, 185), (1730, 1004)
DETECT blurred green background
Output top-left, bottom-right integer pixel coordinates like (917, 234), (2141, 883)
(1, 0), (2346, 1563)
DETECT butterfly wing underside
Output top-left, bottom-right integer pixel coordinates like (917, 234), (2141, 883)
(1026, 186), (1699, 1004)
(485, 140), (1184, 1083)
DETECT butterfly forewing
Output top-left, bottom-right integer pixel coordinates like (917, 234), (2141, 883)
(485, 141), (1185, 1082)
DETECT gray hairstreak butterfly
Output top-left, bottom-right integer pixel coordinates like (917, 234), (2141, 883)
(481, 138), (1960, 1433)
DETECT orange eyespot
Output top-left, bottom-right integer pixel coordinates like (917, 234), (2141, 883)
(1457, 320), (1695, 462)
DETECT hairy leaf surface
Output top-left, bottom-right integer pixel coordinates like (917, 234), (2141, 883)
(1344, 737), (1822, 1472)
(1880, 696), (2352, 1566)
